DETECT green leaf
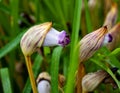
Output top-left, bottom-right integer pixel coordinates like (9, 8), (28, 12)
(91, 58), (120, 90)
(70, 0), (82, 51)
(0, 3), (10, 14)
(10, 0), (19, 36)
(110, 48), (120, 56)
(23, 54), (43, 93)
(34, 0), (40, 22)
(65, 0), (82, 92)
(84, 0), (93, 33)
(53, 0), (67, 30)
(65, 45), (80, 93)
(0, 68), (13, 93)
(51, 46), (63, 93)
(0, 31), (25, 59)
(99, 47), (120, 74)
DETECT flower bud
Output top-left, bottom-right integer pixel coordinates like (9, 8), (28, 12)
(36, 72), (65, 93)
(20, 22), (52, 56)
(20, 22), (70, 56)
(79, 26), (112, 62)
(20, 22), (70, 93)
(36, 72), (51, 84)
(58, 74), (66, 88)
(36, 72), (51, 93)
(103, 3), (118, 30)
(82, 70), (108, 92)
(43, 28), (70, 47)
(107, 23), (120, 51)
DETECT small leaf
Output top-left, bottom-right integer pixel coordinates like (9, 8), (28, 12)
(91, 58), (120, 90)
(84, 0), (93, 33)
(110, 48), (120, 56)
(65, 0), (82, 92)
(0, 3), (10, 14)
(51, 46), (63, 93)
(0, 31), (25, 59)
(0, 68), (13, 93)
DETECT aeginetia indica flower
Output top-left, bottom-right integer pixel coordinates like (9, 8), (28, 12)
(76, 26), (113, 93)
(107, 23), (120, 51)
(20, 22), (70, 56)
(36, 72), (51, 93)
(82, 68), (118, 92)
(20, 22), (70, 93)
(103, 3), (118, 29)
(36, 72), (65, 93)
(79, 26), (112, 62)
(82, 70), (108, 92)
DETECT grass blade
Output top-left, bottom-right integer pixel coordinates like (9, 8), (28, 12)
(91, 58), (120, 90)
(65, 0), (82, 92)
(98, 47), (120, 74)
(0, 68), (13, 93)
(70, 0), (82, 50)
(0, 31), (25, 59)
(43, 0), (57, 18)
(0, 3), (10, 14)
(110, 48), (120, 56)
(84, 0), (93, 33)
(51, 46), (63, 93)
(53, 0), (67, 30)
(23, 54), (43, 93)
(10, 0), (19, 36)
(34, 0), (40, 22)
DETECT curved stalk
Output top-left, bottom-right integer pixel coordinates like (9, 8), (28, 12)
(25, 56), (37, 93)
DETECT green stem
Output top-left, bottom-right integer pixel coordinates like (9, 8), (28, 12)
(65, 0), (82, 92)
(51, 47), (63, 93)
(84, 0), (93, 33)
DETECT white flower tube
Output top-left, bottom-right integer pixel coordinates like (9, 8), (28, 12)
(37, 80), (51, 93)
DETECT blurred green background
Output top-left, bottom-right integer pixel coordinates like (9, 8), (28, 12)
(0, 0), (120, 93)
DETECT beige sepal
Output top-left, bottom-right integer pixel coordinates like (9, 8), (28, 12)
(103, 3), (118, 30)
(20, 22), (52, 56)
(36, 72), (51, 84)
(79, 26), (108, 62)
(82, 70), (108, 92)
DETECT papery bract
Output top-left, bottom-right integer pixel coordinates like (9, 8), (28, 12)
(79, 26), (112, 62)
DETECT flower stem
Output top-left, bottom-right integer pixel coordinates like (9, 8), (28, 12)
(25, 56), (37, 93)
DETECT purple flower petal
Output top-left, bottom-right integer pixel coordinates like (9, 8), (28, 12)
(102, 33), (113, 45)
(108, 34), (113, 42)
(58, 31), (70, 46)
(43, 28), (70, 47)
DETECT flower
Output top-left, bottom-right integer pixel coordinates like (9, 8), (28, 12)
(82, 70), (108, 92)
(36, 72), (51, 93)
(43, 28), (70, 47)
(20, 22), (70, 56)
(79, 26), (112, 62)
(82, 67), (118, 92)
(20, 22), (70, 93)
(36, 72), (65, 93)
(107, 23), (120, 51)
(103, 3), (118, 29)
